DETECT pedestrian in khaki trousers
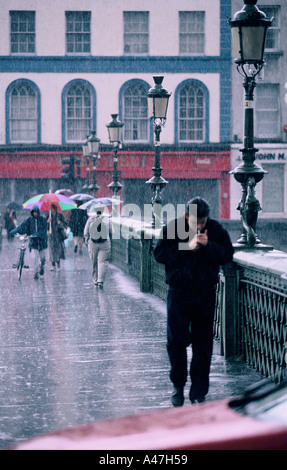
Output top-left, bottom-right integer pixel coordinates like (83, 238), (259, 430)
(84, 206), (111, 288)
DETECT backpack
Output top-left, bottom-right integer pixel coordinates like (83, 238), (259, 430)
(89, 217), (108, 243)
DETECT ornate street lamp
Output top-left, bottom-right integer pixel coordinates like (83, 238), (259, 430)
(82, 131), (100, 196)
(87, 130), (101, 197)
(106, 114), (124, 198)
(229, 0), (272, 248)
(82, 135), (90, 193)
(146, 76), (171, 227)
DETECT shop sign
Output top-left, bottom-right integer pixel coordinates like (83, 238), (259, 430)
(256, 152), (286, 161)
(194, 155), (213, 168)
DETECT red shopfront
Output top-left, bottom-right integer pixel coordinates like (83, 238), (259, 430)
(0, 149), (230, 219)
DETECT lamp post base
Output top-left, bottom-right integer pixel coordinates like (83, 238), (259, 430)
(108, 180), (122, 197)
(88, 183), (100, 198)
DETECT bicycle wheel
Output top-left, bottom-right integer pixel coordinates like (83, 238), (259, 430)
(18, 250), (24, 280)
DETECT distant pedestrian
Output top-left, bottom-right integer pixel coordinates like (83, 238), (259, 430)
(10, 205), (48, 279)
(47, 204), (68, 271)
(154, 197), (234, 406)
(69, 202), (88, 255)
(84, 206), (110, 288)
(4, 206), (17, 241)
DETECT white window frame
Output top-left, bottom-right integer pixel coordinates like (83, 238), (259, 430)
(123, 11), (149, 55)
(9, 83), (37, 143)
(179, 11), (205, 55)
(10, 10), (36, 55)
(66, 83), (93, 143)
(66, 11), (91, 55)
(178, 83), (205, 142)
(262, 6), (280, 51)
(255, 84), (280, 139)
(123, 82), (149, 142)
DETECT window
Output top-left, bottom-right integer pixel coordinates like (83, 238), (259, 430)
(10, 11), (35, 54)
(262, 6), (280, 50)
(178, 82), (205, 142)
(9, 82), (38, 143)
(262, 164), (284, 212)
(66, 82), (93, 142)
(66, 11), (91, 54)
(179, 11), (205, 54)
(123, 81), (149, 142)
(255, 84), (280, 139)
(123, 12), (149, 54)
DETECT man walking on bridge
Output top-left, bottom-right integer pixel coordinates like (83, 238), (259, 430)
(154, 197), (234, 406)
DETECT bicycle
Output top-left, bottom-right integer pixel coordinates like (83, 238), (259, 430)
(12, 234), (30, 280)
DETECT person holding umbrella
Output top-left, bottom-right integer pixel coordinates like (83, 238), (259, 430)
(10, 205), (48, 279)
(4, 205), (17, 241)
(69, 194), (92, 255)
(16, 192), (76, 277)
(47, 203), (68, 271)
(69, 202), (88, 254)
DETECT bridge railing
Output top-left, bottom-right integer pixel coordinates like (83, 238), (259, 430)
(110, 217), (287, 383)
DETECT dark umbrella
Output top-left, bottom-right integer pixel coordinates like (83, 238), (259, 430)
(56, 189), (74, 197)
(7, 202), (22, 211)
(69, 194), (94, 203)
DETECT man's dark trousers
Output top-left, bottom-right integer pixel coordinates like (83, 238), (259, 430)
(167, 286), (216, 400)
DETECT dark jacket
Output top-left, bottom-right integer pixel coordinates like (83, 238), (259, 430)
(69, 208), (88, 236)
(154, 216), (234, 293)
(10, 205), (48, 251)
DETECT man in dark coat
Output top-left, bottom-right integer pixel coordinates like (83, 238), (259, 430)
(154, 197), (234, 406)
(69, 203), (88, 255)
(10, 205), (48, 279)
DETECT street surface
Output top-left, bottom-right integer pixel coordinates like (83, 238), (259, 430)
(0, 237), (261, 449)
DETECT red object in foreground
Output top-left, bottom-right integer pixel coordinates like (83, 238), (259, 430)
(11, 399), (287, 450)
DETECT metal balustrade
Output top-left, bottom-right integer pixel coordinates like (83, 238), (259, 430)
(239, 270), (287, 382)
(110, 218), (287, 383)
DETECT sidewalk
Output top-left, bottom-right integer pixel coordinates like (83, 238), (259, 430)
(0, 238), (262, 449)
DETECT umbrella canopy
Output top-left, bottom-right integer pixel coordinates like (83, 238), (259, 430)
(70, 193), (94, 203)
(55, 189), (74, 197)
(78, 197), (123, 211)
(23, 193), (77, 212)
(7, 201), (22, 211)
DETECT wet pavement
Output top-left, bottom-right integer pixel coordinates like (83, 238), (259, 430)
(0, 237), (262, 450)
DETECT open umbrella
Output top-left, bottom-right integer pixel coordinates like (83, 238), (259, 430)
(8, 201), (22, 211)
(23, 193), (77, 212)
(55, 189), (74, 197)
(70, 193), (94, 203)
(78, 197), (123, 211)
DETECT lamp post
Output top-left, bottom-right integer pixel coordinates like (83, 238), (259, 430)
(82, 131), (100, 196)
(82, 136), (90, 193)
(229, 0), (272, 248)
(87, 130), (101, 197)
(106, 114), (124, 198)
(146, 76), (171, 227)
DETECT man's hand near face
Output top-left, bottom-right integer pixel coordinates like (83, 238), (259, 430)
(188, 230), (208, 251)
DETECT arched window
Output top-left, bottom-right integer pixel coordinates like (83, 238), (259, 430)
(122, 81), (149, 142)
(8, 81), (39, 143)
(177, 81), (208, 143)
(65, 81), (94, 143)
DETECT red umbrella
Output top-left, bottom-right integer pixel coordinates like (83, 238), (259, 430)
(23, 193), (77, 212)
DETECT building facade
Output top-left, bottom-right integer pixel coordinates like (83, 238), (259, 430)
(230, 0), (287, 220)
(0, 0), (231, 219)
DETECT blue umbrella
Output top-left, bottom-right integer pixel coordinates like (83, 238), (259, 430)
(78, 197), (122, 211)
